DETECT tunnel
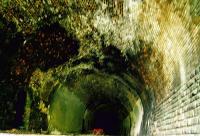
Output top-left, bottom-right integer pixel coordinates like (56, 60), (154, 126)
(47, 72), (144, 135)
(0, 0), (200, 135)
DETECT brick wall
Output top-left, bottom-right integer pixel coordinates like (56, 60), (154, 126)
(149, 65), (200, 135)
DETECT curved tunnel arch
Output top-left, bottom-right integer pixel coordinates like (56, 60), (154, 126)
(48, 71), (144, 135)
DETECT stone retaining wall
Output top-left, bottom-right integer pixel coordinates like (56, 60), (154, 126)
(149, 65), (200, 135)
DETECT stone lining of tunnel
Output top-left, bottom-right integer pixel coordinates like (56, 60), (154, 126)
(149, 65), (200, 135)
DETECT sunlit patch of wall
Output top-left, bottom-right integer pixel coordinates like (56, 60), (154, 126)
(135, 0), (200, 102)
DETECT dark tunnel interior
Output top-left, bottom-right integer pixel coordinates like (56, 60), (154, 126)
(83, 103), (131, 135)
(94, 109), (119, 134)
(92, 105), (121, 135)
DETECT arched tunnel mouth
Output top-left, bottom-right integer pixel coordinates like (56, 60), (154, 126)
(46, 72), (144, 135)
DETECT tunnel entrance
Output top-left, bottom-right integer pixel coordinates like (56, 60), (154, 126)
(48, 73), (144, 135)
